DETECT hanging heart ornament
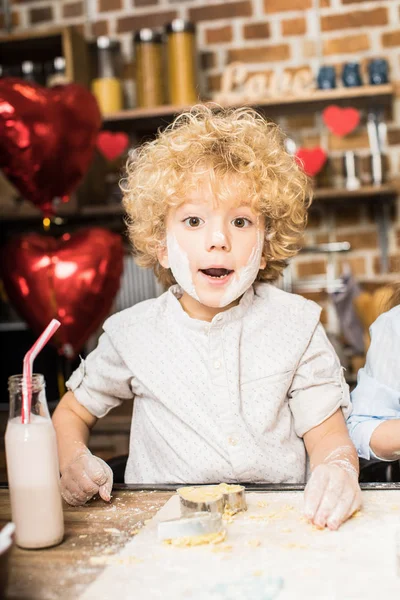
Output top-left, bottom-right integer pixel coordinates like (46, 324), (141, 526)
(295, 147), (327, 177)
(322, 105), (361, 137)
(0, 79), (101, 215)
(0, 228), (123, 357)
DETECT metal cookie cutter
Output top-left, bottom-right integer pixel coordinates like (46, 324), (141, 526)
(158, 511), (223, 542)
(178, 483), (247, 516)
(219, 483), (247, 514)
(178, 485), (225, 516)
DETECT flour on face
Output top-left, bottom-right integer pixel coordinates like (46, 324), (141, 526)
(219, 226), (264, 308)
(166, 233), (200, 302)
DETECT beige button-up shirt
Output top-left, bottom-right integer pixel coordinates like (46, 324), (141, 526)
(67, 283), (350, 484)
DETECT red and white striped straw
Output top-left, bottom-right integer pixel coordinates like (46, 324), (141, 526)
(21, 319), (61, 424)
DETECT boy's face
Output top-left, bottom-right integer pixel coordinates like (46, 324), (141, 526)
(158, 176), (266, 320)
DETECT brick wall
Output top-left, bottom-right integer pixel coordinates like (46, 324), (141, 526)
(2, 0), (400, 308)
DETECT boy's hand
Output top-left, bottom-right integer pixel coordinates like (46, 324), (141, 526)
(304, 463), (362, 530)
(60, 450), (113, 507)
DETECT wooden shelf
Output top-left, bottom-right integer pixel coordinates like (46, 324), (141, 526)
(102, 84), (393, 123)
(313, 184), (397, 201)
(1, 185), (397, 223)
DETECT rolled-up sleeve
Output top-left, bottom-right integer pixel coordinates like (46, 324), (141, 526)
(289, 323), (351, 437)
(347, 307), (400, 461)
(347, 370), (399, 460)
(66, 332), (134, 418)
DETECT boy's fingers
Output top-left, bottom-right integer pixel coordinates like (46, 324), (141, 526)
(60, 483), (75, 506)
(61, 477), (94, 506)
(99, 477), (113, 502)
(303, 467), (328, 520)
(60, 454), (112, 505)
(313, 474), (346, 528)
(98, 462), (113, 502)
(73, 469), (100, 496)
(349, 491), (362, 516)
(326, 487), (358, 530)
(84, 456), (109, 486)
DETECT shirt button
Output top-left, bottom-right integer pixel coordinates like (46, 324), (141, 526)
(228, 437), (238, 446)
(213, 360), (221, 369)
(216, 314), (223, 321)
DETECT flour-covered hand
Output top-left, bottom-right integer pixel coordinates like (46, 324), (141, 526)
(304, 463), (362, 530)
(60, 450), (113, 507)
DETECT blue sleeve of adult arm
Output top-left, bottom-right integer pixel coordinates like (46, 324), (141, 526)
(347, 368), (400, 460)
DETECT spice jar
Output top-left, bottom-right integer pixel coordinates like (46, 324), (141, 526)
(45, 57), (69, 87)
(165, 19), (198, 105)
(134, 28), (165, 108)
(91, 36), (123, 114)
(20, 60), (45, 85)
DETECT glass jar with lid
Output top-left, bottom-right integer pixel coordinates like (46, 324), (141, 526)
(134, 28), (165, 108)
(91, 36), (123, 114)
(165, 19), (198, 105)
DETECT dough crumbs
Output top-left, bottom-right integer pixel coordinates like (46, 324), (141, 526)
(222, 515), (234, 524)
(391, 505), (399, 511)
(257, 500), (268, 508)
(103, 528), (121, 535)
(222, 507), (237, 523)
(89, 555), (143, 566)
(246, 539), (261, 547)
(131, 529), (141, 536)
(218, 483), (244, 494)
(79, 534), (87, 539)
(299, 515), (309, 524)
(164, 529), (226, 548)
(350, 509), (363, 520)
(253, 570), (264, 577)
(249, 514), (270, 522)
(282, 543), (308, 550)
(250, 507), (293, 522)
(211, 543), (233, 553)
(178, 486), (223, 503)
(281, 528), (292, 533)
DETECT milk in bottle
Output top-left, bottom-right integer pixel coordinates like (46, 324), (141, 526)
(5, 374), (64, 549)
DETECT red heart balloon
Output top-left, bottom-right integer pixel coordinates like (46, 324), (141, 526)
(295, 147), (327, 177)
(97, 131), (129, 161)
(0, 79), (101, 215)
(322, 105), (361, 137)
(0, 228), (123, 357)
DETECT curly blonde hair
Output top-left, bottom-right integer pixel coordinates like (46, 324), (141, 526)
(122, 105), (312, 287)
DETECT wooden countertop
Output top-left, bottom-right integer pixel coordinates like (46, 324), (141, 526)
(1, 483), (398, 599)
(0, 488), (172, 600)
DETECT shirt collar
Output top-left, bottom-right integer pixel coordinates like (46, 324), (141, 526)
(166, 284), (254, 331)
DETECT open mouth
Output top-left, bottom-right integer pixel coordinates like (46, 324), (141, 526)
(199, 268), (234, 279)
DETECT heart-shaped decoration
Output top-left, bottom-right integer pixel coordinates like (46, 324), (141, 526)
(97, 131), (129, 161)
(322, 105), (361, 137)
(0, 228), (123, 357)
(295, 147), (327, 177)
(0, 79), (101, 215)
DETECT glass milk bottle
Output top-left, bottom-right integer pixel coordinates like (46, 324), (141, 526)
(5, 374), (64, 549)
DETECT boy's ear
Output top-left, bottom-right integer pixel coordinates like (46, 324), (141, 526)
(157, 243), (169, 269)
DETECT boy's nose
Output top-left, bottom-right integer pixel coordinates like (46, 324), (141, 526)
(206, 228), (231, 252)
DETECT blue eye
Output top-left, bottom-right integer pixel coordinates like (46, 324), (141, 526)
(232, 217), (252, 228)
(183, 217), (204, 228)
